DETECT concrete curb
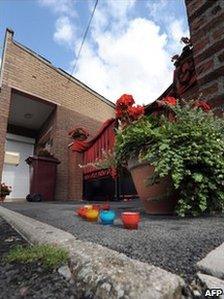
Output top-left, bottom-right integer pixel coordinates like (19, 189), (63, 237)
(0, 206), (185, 299)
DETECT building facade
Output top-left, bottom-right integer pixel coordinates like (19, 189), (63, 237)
(0, 29), (115, 201)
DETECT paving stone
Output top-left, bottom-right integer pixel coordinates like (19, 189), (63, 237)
(197, 243), (224, 279)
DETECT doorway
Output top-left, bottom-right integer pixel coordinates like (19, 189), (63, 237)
(2, 134), (35, 201)
(2, 89), (56, 201)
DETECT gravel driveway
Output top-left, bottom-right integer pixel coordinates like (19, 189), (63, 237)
(3, 201), (224, 282)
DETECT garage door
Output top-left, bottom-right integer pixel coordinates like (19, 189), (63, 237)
(2, 134), (35, 200)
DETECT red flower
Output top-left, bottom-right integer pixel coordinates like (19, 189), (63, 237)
(163, 96), (177, 106)
(115, 94), (144, 125)
(115, 108), (124, 118)
(116, 94), (135, 108)
(194, 101), (211, 112)
(127, 105), (144, 119)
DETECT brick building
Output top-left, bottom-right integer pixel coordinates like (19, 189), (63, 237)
(0, 29), (115, 201)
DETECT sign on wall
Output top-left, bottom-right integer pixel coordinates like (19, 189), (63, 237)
(4, 151), (20, 166)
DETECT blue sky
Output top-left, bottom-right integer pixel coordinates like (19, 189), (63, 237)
(0, 0), (189, 103)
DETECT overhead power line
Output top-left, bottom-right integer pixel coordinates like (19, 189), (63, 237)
(67, 0), (99, 83)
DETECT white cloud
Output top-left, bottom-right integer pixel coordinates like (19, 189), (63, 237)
(38, 0), (77, 46)
(167, 19), (189, 54)
(74, 17), (173, 104)
(38, 0), (76, 17)
(54, 16), (75, 45)
(104, 0), (136, 19)
(170, 19), (189, 43)
(91, 0), (137, 35)
(148, 0), (168, 20)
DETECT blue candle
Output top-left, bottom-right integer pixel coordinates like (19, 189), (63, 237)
(100, 210), (116, 225)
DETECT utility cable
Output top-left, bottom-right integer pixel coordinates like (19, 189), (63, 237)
(67, 0), (99, 83)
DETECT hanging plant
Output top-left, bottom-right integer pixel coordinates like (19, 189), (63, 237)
(69, 127), (89, 141)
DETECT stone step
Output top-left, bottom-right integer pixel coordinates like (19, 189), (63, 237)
(197, 243), (224, 280)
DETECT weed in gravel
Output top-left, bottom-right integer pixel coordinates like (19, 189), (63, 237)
(4, 244), (69, 269)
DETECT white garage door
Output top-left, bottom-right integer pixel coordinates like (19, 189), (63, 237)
(2, 134), (35, 200)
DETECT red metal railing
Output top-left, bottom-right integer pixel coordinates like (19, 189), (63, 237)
(83, 119), (115, 178)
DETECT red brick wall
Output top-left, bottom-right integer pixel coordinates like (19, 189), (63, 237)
(51, 106), (102, 200)
(185, 0), (224, 110)
(0, 84), (11, 179)
(68, 150), (83, 200)
(0, 29), (115, 200)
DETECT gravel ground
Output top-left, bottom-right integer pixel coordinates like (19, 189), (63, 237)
(0, 217), (77, 299)
(3, 201), (224, 283)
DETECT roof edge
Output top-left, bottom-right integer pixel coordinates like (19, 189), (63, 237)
(0, 28), (15, 87)
(9, 31), (115, 108)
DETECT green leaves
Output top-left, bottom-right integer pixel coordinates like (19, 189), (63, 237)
(192, 173), (203, 183)
(159, 143), (170, 151)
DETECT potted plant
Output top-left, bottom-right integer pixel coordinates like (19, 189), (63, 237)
(114, 94), (224, 216)
(0, 183), (12, 202)
(36, 148), (54, 158)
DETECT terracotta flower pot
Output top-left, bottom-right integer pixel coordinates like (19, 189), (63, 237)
(121, 212), (140, 229)
(128, 159), (177, 215)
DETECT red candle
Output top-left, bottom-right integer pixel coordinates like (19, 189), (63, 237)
(121, 212), (140, 229)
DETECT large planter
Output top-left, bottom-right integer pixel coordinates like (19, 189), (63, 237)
(26, 156), (60, 201)
(128, 159), (177, 215)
